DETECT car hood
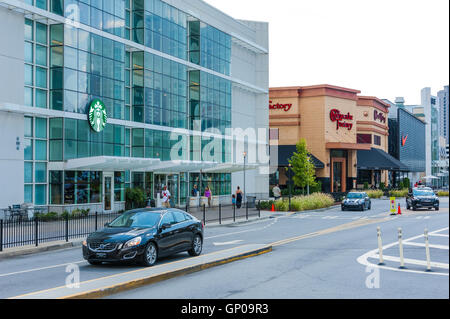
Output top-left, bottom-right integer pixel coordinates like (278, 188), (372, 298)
(88, 227), (155, 243)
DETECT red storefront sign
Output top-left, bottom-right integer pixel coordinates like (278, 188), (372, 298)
(330, 109), (353, 130)
(269, 101), (292, 112)
(374, 110), (386, 123)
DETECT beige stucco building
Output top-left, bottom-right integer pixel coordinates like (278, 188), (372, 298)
(269, 85), (399, 193)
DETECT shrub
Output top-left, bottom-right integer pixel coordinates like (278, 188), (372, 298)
(437, 191), (449, 197)
(126, 187), (146, 210)
(269, 193), (334, 212)
(274, 200), (289, 212)
(364, 182), (369, 190)
(389, 189), (409, 198)
(35, 212), (59, 221)
(365, 190), (383, 199)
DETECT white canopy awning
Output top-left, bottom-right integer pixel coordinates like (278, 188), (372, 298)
(64, 157), (261, 174)
(65, 157), (161, 171)
(202, 163), (260, 173)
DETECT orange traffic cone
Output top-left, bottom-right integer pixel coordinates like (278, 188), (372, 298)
(397, 203), (402, 215)
(271, 203), (275, 212)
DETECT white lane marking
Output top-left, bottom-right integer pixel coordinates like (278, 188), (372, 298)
(370, 254), (449, 269)
(430, 234), (449, 238)
(357, 227), (449, 276)
(213, 240), (244, 246)
(0, 260), (87, 278)
(402, 242), (449, 250)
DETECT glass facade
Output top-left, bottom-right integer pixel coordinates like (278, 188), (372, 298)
(20, 0), (241, 208)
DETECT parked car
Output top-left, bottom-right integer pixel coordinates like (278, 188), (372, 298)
(341, 192), (371, 211)
(406, 188), (439, 211)
(82, 208), (204, 267)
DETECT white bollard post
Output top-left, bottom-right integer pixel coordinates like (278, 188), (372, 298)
(398, 228), (406, 269)
(377, 227), (385, 265)
(424, 228), (432, 272)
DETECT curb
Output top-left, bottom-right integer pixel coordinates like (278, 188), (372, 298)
(64, 244), (273, 299)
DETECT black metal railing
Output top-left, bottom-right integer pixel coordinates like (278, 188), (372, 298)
(0, 202), (265, 252)
(185, 200), (262, 226)
(0, 211), (121, 251)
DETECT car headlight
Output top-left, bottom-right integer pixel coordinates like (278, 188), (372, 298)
(123, 237), (142, 249)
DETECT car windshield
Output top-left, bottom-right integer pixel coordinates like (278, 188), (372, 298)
(413, 190), (434, 196)
(108, 211), (161, 228)
(347, 193), (364, 199)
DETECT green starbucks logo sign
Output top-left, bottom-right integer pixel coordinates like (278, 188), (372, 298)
(88, 99), (107, 133)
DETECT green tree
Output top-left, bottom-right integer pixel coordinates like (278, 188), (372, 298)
(288, 139), (317, 194)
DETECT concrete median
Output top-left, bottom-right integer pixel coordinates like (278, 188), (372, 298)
(10, 243), (272, 299)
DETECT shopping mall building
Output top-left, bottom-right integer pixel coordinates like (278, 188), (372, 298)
(269, 85), (408, 193)
(0, 0), (269, 212)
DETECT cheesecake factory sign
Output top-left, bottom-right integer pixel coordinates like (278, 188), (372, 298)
(330, 109), (353, 130)
(269, 100), (292, 112)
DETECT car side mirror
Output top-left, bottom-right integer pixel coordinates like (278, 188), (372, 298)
(161, 223), (171, 230)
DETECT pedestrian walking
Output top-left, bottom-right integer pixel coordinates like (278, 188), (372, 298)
(204, 186), (212, 207)
(272, 184), (281, 201)
(162, 186), (171, 208)
(236, 186), (243, 209)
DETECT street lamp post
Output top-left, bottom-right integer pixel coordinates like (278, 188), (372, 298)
(243, 152), (247, 204)
(287, 164), (292, 211)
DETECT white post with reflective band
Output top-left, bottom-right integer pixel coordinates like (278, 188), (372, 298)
(377, 227), (384, 265)
(398, 228), (406, 269)
(424, 228), (432, 272)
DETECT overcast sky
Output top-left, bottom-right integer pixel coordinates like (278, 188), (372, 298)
(204, 0), (449, 105)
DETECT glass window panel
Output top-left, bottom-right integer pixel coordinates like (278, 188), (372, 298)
(36, 22), (47, 44)
(36, 67), (47, 88)
(36, 45), (47, 66)
(50, 46), (64, 67)
(25, 19), (33, 41)
(64, 25), (78, 47)
(35, 89), (47, 108)
(25, 64), (33, 86)
(35, 140), (47, 161)
(25, 87), (33, 106)
(49, 140), (63, 161)
(24, 185), (33, 203)
(64, 46), (78, 69)
(35, 162), (47, 183)
(24, 41), (33, 63)
(35, 118), (47, 138)
(24, 162), (33, 183)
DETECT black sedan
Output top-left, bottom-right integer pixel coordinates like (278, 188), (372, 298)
(341, 192), (371, 211)
(406, 188), (439, 211)
(82, 208), (204, 267)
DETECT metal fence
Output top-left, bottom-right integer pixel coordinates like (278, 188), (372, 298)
(0, 212), (121, 251)
(186, 200), (262, 225)
(0, 201), (263, 251)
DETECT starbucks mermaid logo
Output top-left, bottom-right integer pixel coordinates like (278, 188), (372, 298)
(88, 99), (107, 133)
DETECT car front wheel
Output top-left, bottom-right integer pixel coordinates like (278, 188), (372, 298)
(188, 234), (203, 257)
(141, 242), (158, 267)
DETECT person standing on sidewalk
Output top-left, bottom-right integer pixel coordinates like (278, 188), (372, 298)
(272, 184), (281, 201)
(204, 186), (212, 207)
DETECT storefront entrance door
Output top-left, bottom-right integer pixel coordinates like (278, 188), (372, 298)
(331, 158), (346, 193)
(103, 173), (114, 212)
(154, 174), (179, 207)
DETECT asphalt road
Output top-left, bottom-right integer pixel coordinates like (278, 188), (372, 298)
(0, 198), (448, 299)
